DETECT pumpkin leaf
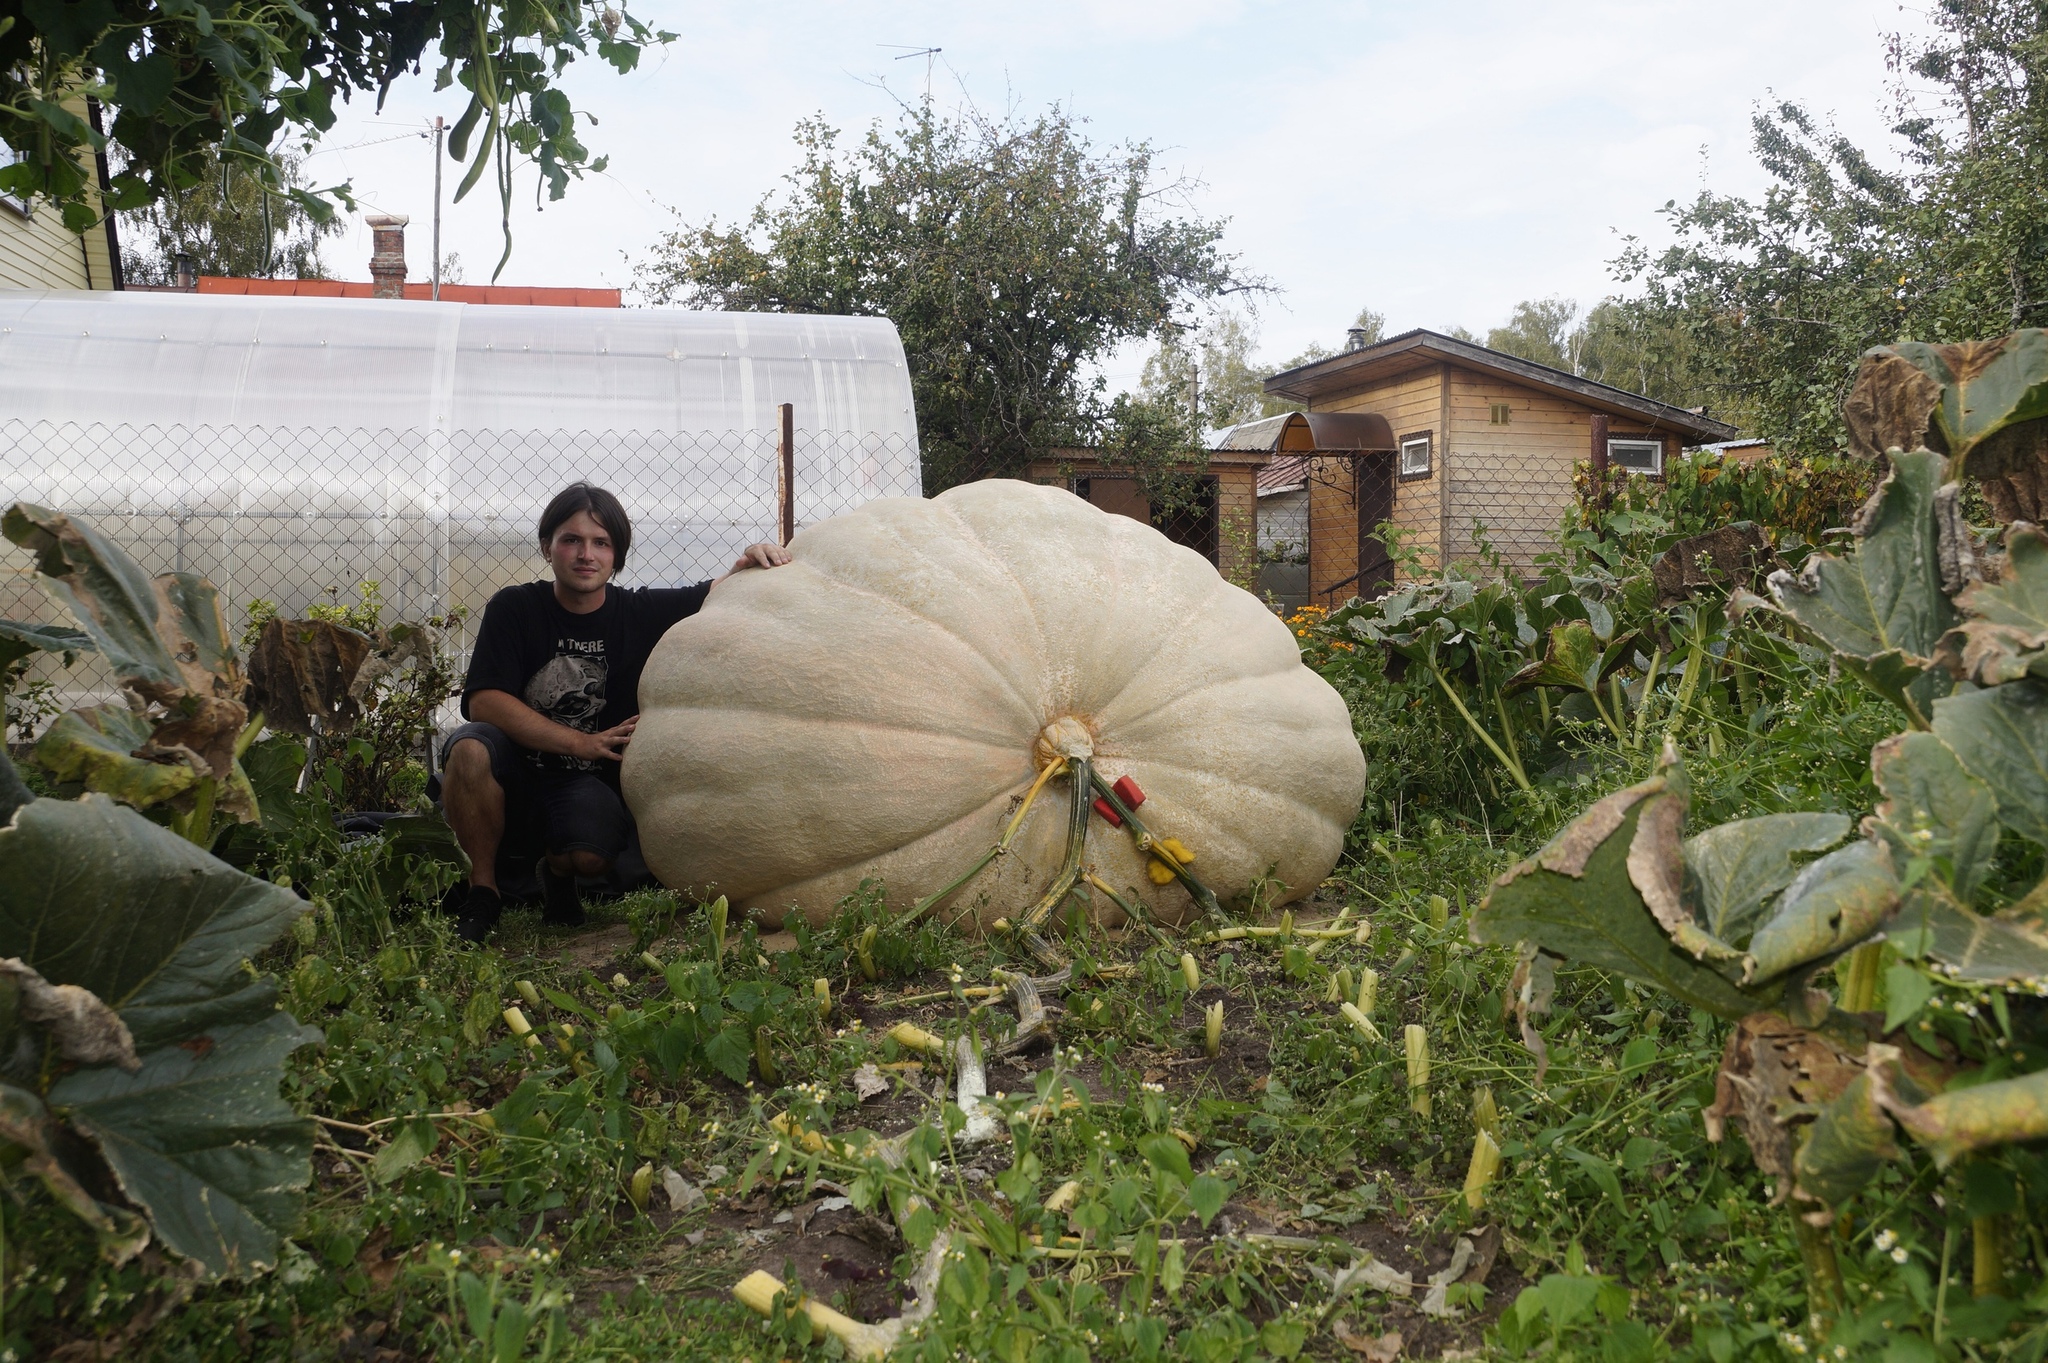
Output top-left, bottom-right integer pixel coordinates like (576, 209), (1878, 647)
(1504, 619), (1638, 697)
(1791, 1069), (1899, 1213)
(0, 618), (95, 671)
(2, 504), (186, 696)
(1878, 1053), (2048, 1168)
(1891, 884), (2048, 986)
(1935, 522), (2048, 686)
(245, 618), (374, 737)
(0, 1078), (152, 1265)
(1931, 678), (2048, 847)
(32, 705), (203, 810)
(1763, 449), (1955, 718)
(1867, 731), (2000, 899)
(1472, 752), (1765, 1021)
(1889, 332), (2048, 462)
(0, 793), (308, 1050)
(1743, 840), (1899, 985)
(53, 1011), (320, 1278)
(1682, 813), (1852, 946)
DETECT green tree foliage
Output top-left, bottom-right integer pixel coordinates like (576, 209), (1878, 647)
(1139, 311), (1269, 432)
(1572, 297), (1707, 409)
(1144, 305), (1388, 431)
(0, 2), (671, 275)
(119, 147), (342, 284)
(1617, 0), (2048, 452)
(636, 102), (1254, 490)
(1486, 296), (1578, 370)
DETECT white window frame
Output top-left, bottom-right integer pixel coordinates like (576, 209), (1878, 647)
(1609, 438), (1663, 475)
(1398, 433), (1433, 479)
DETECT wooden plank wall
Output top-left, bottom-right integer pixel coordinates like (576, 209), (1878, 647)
(1443, 371), (1666, 574)
(1214, 465), (1260, 588)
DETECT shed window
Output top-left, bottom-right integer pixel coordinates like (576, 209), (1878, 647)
(1609, 439), (1663, 475)
(1489, 402), (1511, 425)
(1398, 432), (1433, 479)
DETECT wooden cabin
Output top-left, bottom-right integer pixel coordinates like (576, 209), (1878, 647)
(1250, 330), (1738, 601)
(1026, 447), (1271, 587)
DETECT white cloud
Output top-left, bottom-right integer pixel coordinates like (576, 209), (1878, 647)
(305, 0), (1932, 378)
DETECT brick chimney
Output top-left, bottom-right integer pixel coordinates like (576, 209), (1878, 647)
(367, 214), (409, 299)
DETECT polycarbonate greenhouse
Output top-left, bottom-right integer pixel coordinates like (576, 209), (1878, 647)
(0, 290), (921, 664)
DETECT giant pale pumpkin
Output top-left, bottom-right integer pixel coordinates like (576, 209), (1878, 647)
(622, 479), (1365, 929)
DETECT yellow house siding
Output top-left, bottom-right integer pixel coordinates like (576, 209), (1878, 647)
(0, 199), (101, 289)
(0, 107), (115, 291)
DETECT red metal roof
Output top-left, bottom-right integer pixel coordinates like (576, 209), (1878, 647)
(194, 277), (621, 307)
(1258, 454), (1312, 496)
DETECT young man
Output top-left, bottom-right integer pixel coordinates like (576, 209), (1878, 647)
(442, 483), (789, 941)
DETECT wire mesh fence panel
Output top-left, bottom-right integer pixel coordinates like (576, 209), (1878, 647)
(1, 418), (919, 721)
(1444, 444), (1576, 578)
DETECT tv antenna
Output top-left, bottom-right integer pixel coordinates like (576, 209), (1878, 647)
(879, 44), (942, 98)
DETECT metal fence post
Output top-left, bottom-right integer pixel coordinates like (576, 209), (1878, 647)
(778, 403), (795, 545)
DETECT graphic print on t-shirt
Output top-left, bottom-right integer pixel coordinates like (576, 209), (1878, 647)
(523, 639), (608, 768)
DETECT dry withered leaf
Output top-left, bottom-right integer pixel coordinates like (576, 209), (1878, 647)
(1843, 349), (1942, 461)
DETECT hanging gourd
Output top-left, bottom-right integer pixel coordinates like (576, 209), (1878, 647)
(623, 479), (1366, 930)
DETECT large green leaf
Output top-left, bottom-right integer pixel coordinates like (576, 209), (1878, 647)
(1867, 731), (2000, 899)
(1504, 619), (1637, 697)
(1682, 813), (1852, 946)
(2, 503), (184, 694)
(0, 793), (315, 1276)
(0, 618), (94, 672)
(1471, 757), (1766, 1020)
(1881, 1056), (2048, 1167)
(0, 793), (307, 1050)
(0, 1078), (150, 1265)
(1931, 679), (2048, 848)
(51, 1012), (319, 1278)
(32, 704), (202, 810)
(1743, 841), (1899, 985)
(1764, 449), (1955, 718)
(1891, 885), (2048, 985)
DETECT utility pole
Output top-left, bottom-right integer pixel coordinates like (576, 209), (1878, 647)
(431, 116), (445, 300)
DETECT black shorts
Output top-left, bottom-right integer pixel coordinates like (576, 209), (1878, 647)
(441, 721), (634, 861)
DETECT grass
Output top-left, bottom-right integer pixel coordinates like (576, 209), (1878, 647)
(8, 609), (2044, 1361)
(7, 815), (1834, 1363)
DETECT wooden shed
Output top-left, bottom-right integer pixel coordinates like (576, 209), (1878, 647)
(1255, 330), (1738, 601)
(1026, 447), (1271, 587)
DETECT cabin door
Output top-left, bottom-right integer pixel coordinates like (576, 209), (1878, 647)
(1354, 451), (1396, 597)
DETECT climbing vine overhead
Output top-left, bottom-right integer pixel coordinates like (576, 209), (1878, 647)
(0, 1), (671, 275)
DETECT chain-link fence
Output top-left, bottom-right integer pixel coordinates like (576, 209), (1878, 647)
(3, 417), (920, 719)
(1444, 444), (1576, 578)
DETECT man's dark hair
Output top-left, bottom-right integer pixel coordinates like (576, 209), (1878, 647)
(538, 483), (632, 569)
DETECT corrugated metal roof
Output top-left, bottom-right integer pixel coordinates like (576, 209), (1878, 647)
(1258, 454), (1312, 496)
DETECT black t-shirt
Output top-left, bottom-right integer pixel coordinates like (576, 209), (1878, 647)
(461, 580), (711, 776)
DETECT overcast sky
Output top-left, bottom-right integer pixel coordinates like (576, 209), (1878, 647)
(311, 0), (1933, 390)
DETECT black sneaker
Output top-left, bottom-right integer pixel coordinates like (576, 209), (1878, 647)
(454, 886), (503, 943)
(540, 862), (587, 928)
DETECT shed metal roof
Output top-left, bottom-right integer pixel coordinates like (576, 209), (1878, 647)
(1263, 328), (1738, 442)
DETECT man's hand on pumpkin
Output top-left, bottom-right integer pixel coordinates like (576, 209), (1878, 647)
(731, 542), (791, 573)
(579, 717), (637, 762)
